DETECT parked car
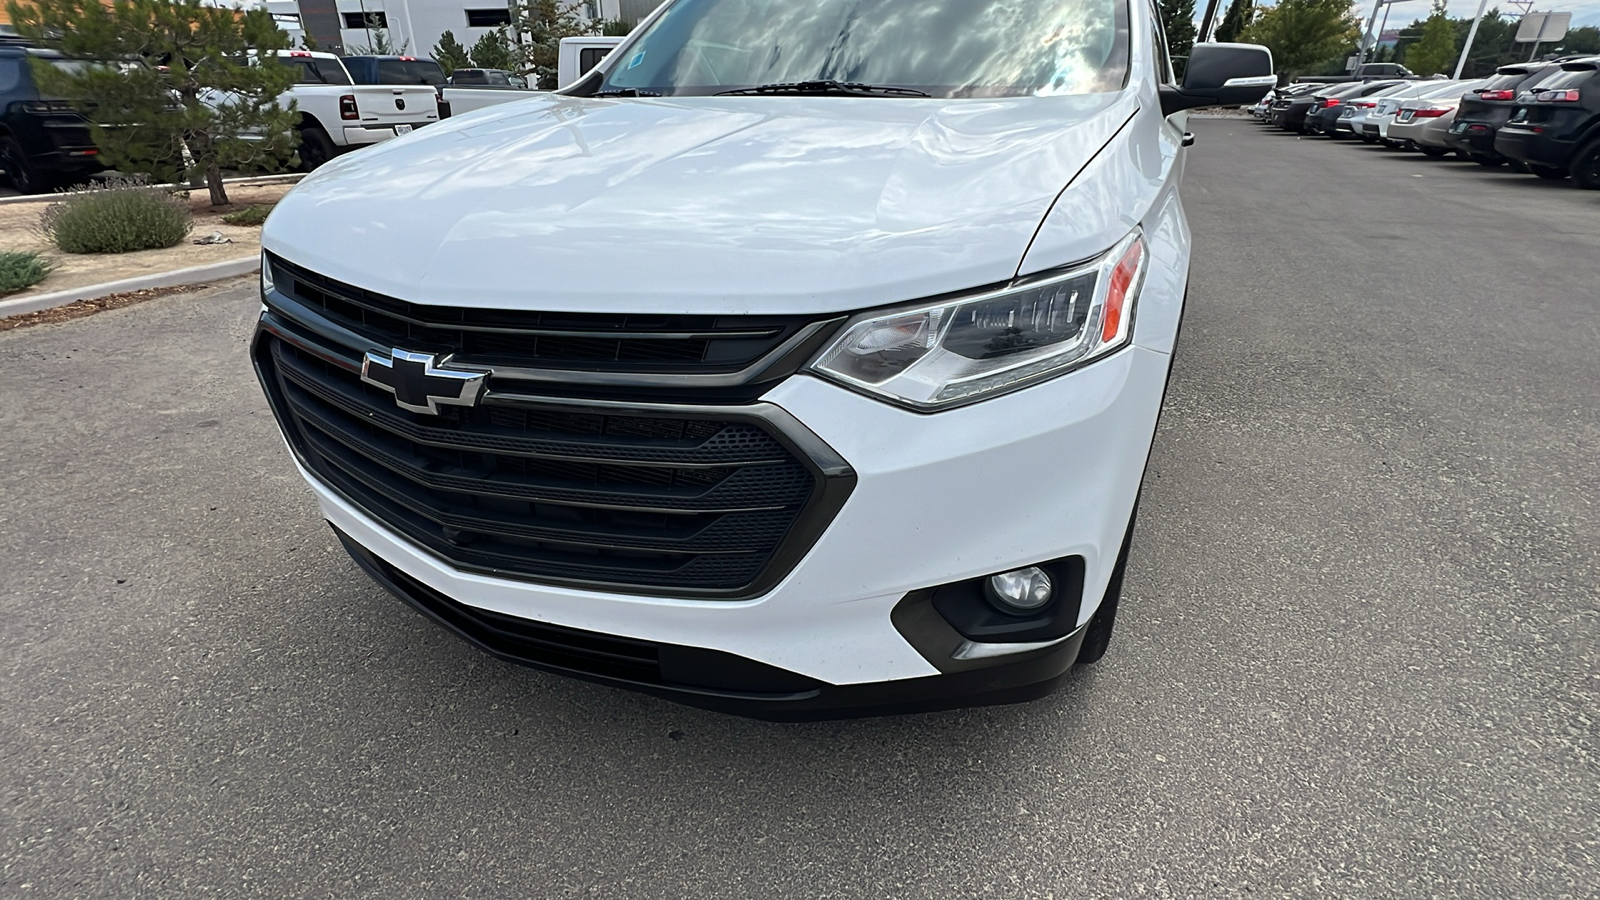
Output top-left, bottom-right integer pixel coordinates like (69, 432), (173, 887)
(1444, 62), (1567, 166)
(0, 44), (103, 193)
(250, 0), (1275, 717)
(1261, 83), (1320, 125)
(1296, 63), (1416, 85)
(343, 55), (451, 118)
(1494, 57), (1600, 186)
(1372, 79), (1479, 145)
(1304, 80), (1403, 135)
(1337, 80), (1447, 141)
(1280, 83), (1353, 133)
(1387, 78), (1491, 155)
(447, 68), (529, 89)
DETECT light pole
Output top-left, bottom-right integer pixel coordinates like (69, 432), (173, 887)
(1452, 0), (1492, 78)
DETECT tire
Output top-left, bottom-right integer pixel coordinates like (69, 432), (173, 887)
(1473, 155), (1505, 167)
(297, 125), (337, 172)
(1508, 159), (1530, 174)
(1528, 164), (1568, 181)
(1570, 139), (1600, 190)
(1359, 134), (1377, 144)
(1075, 505), (1137, 666)
(1420, 146), (1450, 158)
(0, 136), (51, 194)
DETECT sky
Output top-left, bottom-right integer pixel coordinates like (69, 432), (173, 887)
(1212, 2), (1600, 29)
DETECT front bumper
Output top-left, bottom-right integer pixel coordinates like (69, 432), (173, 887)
(293, 343), (1170, 716)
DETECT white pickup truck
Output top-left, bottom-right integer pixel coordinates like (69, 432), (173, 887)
(440, 37), (623, 116)
(270, 50), (439, 169)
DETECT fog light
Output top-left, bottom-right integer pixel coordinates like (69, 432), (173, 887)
(985, 566), (1053, 614)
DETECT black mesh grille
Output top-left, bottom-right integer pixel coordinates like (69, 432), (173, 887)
(265, 253), (812, 373)
(257, 336), (830, 594)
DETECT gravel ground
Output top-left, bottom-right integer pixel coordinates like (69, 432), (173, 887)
(1, 119), (1596, 898)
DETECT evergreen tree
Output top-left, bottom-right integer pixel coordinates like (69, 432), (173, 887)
(6, 0), (297, 206)
(509, 0), (597, 88)
(470, 28), (515, 70)
(1241, 0), (1360, 78)
(1214, 0), (1255, 44)
(1159, 0), (1197, 65)
(432, 30), (473, 75)
(1402, 1), (1458, 76)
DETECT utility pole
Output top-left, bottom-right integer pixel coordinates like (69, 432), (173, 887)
(1453, 0), (1492, 78)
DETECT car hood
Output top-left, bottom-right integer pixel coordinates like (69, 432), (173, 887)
(264, 92), (1135, 315)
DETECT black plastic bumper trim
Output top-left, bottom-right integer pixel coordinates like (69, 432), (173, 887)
(336, 528), (1085, 721)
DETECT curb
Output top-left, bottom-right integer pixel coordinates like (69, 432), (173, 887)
(0, 256), (259, 320)
(0, 172), (304, 206)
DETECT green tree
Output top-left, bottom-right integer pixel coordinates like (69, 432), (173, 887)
(1402, 1), (1458, 76)
(348, 16), (411, 55)
(6, 0), (297, 206)
(1214, 0), (1256, 43)
(1159, 0), (1197, 66)
(1557, 25), (1600, 55)
(1240, 0), (1360, 78)
(509, 0), (597, 88)
(432, 30), (473, 75)
(601, 18), (635, 37)
(470, 28), (515, 70)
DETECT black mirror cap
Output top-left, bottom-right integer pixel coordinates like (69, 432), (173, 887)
(1162, 43), (1276, 116)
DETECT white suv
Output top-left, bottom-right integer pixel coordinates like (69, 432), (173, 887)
(252, 0), (1272, 718)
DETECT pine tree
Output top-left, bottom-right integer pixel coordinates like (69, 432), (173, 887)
(1402, 2), (1459, 76)
(509, 0), (596, 89)
(433, 30), (473, 75)
(6, 0), (298, 206)
(469, 29), (515, 70)
(1159, 0), (1197, 65)
(1214, 0), (1255, 43)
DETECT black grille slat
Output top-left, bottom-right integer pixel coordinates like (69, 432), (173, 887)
(273, 345), (788, 468)
(267, 253), (808, 373)
(259, 339), (825, 593)
(282, 377), (808, 514)
(257, 257), (853, 596)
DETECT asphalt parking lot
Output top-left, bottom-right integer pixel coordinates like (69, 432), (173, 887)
(3, 118), (1597, 897)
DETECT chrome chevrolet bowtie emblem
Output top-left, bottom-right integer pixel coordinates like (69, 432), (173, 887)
(360, 349), (485, 415)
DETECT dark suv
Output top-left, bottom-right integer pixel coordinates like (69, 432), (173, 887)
(0, 44), (102, 193)
(1445, 62), (1565, 166)
(1495, 57), (1600, 188)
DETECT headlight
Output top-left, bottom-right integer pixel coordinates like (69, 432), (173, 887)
(808, 230), (1147, 410)
(260, 251), (275, 296)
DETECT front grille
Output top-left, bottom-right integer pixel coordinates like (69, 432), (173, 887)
(254, 259), (854, 599)
(267, 253), (817, 375)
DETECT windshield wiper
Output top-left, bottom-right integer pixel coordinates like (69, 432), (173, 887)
(591, 88), (662, 98)
(715, 80), (929, 98)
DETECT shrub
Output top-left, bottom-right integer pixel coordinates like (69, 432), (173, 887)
(221, 205), (273, 226)
(38, 182), (192, 254)
(0, 251), (54, 295)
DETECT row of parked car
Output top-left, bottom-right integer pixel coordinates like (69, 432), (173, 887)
(1251, 56), (1600, 189)
(0, 36), (618, 193)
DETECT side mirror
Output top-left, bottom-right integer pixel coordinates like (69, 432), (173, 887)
(1161, 43), (1276, 116)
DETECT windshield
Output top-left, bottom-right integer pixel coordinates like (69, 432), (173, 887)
(596, 0), (1130, 98)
